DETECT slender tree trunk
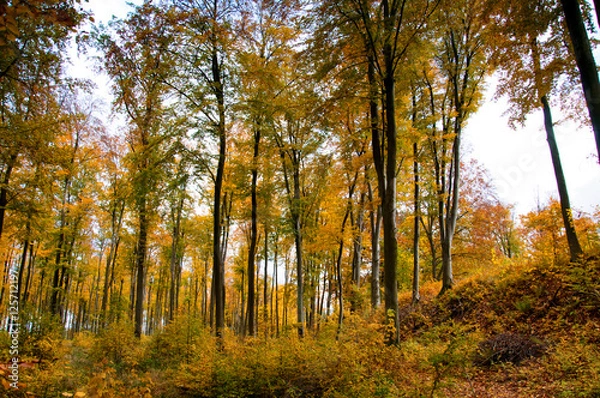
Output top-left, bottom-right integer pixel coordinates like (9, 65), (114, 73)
(246, 127), (260, 337)
(212, 47), (226, 339)
(0, 154), (16, 241)
(367, 56), (382, 311)
(560, 0), (600, 163)
(335, 200), (352, 337)
(368, 183), (382, 310)
(23, 242), (35, 305)
(541, 96), (584, 260)
(382, 57), (399, 345)
(18, 237), (29, 305)
(412, 142), (421, 305)
(102, 199), (124, 327)
(263, 223), (269, 335)
(351, 192), (365, 291)
(293, 168), (304, 338)
(440, 131), (460, 294)
(134, 198), (148, 338)
(274, 238), (280, 337)
(169, 195), (184, 322)
(50, 229), (65, 316)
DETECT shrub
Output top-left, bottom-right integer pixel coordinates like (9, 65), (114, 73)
(474, 332), (546, 366)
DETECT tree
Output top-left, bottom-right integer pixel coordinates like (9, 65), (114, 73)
(168, 0), (235, 339)
(559, 0), (600, 163)
(319, 0), (440, 345)
(425, 0), (490, 294)
(235, 0), (300, 336)
(0, 0), (86, 241)
(492, 0), (584, 261)
(96, 2), (177, 337)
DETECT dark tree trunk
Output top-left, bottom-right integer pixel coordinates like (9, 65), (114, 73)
(412, 142), (421, 305)
(212, 48), (226, 339)
(22, 242), (35, 305)
(382, 68), (399, 346)
(0, 153), (16, 240)
(50, 229), (66, 316)
(351, 192), (365, 292)
(246, 126), (260, 336)
(293, 162), (304, 338)
(367, 54), (382, 312)
(560, 0), (600, 163)
(101, 198), (124, 327)
(18, 234), (29, 305)
(263, 223), (268, 333)
(274, 240), (280, 337)
(169, 195), (184, 322)
(335, 188), (353, 337)
(541, 96), (584, 261)
(134, 198), (148, 338)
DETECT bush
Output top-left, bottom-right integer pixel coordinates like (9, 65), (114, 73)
(474, 332), (546, 366)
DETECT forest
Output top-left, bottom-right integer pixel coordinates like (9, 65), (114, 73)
(1, 0), (600, 396)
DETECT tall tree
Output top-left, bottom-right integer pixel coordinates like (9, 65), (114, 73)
(236, 0), (299, 336)
(0, 0), (86, 240)
(427, 0), (489, 294)
(319, 0), (440, 345)
(492, 0), (584, 261)
(97, 3), (177, 337)
(559, 0), (600, 163)
(170, 0), (235, 338)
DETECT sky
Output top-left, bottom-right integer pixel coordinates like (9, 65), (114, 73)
(69, 0), (600, 218)
(463, 83), (600, 216)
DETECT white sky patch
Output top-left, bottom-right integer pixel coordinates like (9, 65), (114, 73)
(464, 85), (600, 216)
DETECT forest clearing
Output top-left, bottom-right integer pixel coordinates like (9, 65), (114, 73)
(1, 0), (600, 396)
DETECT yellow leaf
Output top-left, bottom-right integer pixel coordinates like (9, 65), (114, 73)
(75, 392), (86, 398)
(1, 378), (10, 389)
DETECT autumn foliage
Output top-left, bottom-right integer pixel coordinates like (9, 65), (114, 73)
(2, 0), (600, 396)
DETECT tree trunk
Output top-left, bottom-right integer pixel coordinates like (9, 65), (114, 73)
(274, 240), (280, 337)
(594, 0), (600, 29)
(50, 228), (66, 316)
(246, 126), (260, 337)
(412, 142), (421, 305)
(293, 162), (305, 338)
(212, 48), (226, 339)
(335, 196), (353, 337)
(367, 55), (382, 311)
(18, 236), (29, 305)
(263, 223), (268, 334)
(0, 153), (16, 240)
(22, 242), (35, 305)
(102, 198), (124, 327)
(541, 96), (584, 261)
(134, 197), (148, 338)
(351, 192), (365, 291)
(169, 195), (184, 322)
(382, 64), (399, 345)
(560, 0), (600, 163)
(440, 130), (461, 295)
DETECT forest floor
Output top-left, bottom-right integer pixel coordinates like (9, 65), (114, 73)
(1, 255), (599, 397)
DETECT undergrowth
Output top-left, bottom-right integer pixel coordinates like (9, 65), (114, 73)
(1, 255), (598, 397)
